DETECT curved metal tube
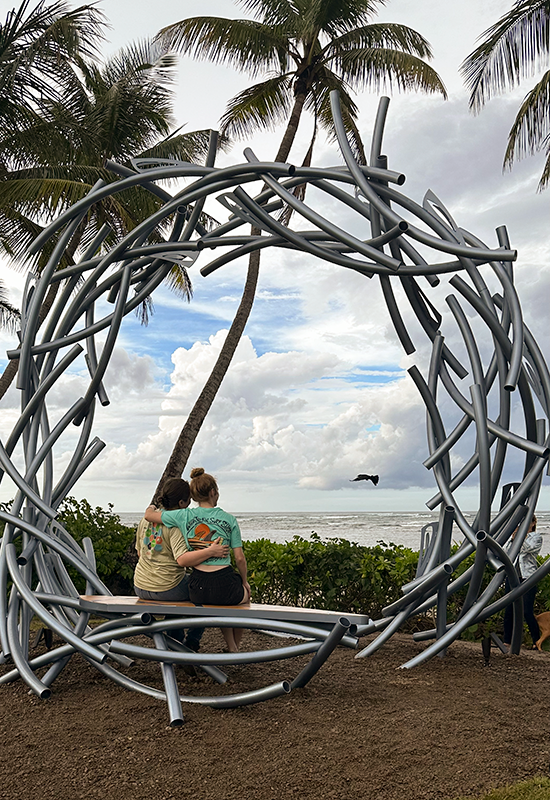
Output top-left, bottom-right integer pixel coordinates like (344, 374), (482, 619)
(291, 617), (351, 688)
(109, 638), (321, 665)
(0, 90), (548, 711)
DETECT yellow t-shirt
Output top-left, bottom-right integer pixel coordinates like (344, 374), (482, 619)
(133, 517), (190, 592)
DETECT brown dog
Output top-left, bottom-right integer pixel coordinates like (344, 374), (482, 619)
(534, 611), (550, 651)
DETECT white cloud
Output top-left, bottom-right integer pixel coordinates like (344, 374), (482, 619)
(75, 332), (432, 496)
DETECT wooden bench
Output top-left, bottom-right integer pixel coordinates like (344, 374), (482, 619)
(79, 595), (371, 627)
(75, 595), (372, 725)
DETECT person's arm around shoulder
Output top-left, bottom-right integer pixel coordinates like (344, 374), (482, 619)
(135, 517), (148, 557)
(176, 539), (229, 568)
(144, 505), (162, 525)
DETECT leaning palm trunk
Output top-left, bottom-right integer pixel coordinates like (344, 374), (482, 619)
(152, 93), (309, 500)
(152, 248), (260, 502)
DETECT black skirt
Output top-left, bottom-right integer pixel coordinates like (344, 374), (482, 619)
(188, 566), (245, 606)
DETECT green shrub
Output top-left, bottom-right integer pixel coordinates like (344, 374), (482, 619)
(3, 497), (550, 643)
(57, 497), (137, 594)
(245, 534), (419, 618)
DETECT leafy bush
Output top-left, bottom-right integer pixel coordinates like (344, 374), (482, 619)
(245, 533), (418, 618)
(57, 497), (137, 593)
(3, 496), (550, 645)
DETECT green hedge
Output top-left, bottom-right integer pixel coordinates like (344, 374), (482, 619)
(244, 533), (419, 618)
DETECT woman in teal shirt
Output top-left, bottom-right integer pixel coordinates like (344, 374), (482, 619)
(145, 468), (250, 653)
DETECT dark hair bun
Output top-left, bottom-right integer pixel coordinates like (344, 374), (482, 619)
(190, 467), (205, 479)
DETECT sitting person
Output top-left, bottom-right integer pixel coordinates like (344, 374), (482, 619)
(145, 467), (250, 653)
(135, 477), (229, 652)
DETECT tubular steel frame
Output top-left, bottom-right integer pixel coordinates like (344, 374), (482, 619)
(0, 92), (549, 722)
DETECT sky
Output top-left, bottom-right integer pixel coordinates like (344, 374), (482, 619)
(0, 0), (548, 514)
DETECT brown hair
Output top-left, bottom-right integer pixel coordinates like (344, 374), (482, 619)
(159, 478), (190, 510)
(189, 467), (218, 503)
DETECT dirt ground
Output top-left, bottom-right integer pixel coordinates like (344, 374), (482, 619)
(1, 629), (549, 800)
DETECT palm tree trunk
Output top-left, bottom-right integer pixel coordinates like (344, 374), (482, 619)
(0, 358), (19, 400)
(275, 92), (307, 163)
(152, 247), (260, 502)
(153, 93), (309, 499)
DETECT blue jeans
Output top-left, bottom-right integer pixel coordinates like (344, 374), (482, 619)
(134, 575), (204, 651)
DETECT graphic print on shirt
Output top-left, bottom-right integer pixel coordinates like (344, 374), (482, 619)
(144, 524), (163, 552)
(188, 522), (217, 550)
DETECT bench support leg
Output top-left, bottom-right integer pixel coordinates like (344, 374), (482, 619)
(153, 633), (184, 727)
(291, 617), (351, 689)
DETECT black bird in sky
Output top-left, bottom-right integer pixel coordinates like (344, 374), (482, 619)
(350, 474), (379, 485)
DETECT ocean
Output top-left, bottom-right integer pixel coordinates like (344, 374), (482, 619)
(119, 510), (550, 557)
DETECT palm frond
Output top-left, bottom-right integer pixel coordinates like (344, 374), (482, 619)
(309, 70), (366, 161)
(220, 75), (293, 138)
(0, 292), (21, 333)
(163, 263), (193, 301)
(0, 207), (44, 266)
(504, 68), (550, 168)
(336, 47), (447, 96)
(101, 39), (178, 87)
(461, 0), (550, 111)
(0, 1), (106, 118)
(324, 22), (434, 60)
(135, 295), (153, 326)
(137, 129), (220, 163)
(237, 0), (300, 27)
(538, 146), (550, 189)
(156, 16), (290, 76)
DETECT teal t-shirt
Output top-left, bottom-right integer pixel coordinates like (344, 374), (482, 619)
(161, 506), (242, 566)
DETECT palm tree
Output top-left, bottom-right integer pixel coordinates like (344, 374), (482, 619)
(0, 0), (104, 126)
(0, 0), (103, 392)
(0, 5), (217, 398)
(0, 37), (214, 271)
(152, 0), (447, 495)
(461, 0), (550, 190)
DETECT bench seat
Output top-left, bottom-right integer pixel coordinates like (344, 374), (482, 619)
(79, 595), (371, 627)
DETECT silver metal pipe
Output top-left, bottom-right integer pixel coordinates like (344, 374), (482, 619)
(164, 635), (227, 684)
(291, 617), (350, 688)
(6, 591), (51, 698)
(109, 638), (321, 665)
(6, 545), (107, 664)
(382, 563), (453, 617)
(153, 633), (184, 727)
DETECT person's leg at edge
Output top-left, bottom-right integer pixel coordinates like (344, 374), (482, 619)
(221, 627), (239, 652)
(220, 584), (249, 652)
(178, 574), (204, 652)
(232, 585), (250, 650)
(522, 584), (540, 646)
(135, 577), (205, 646)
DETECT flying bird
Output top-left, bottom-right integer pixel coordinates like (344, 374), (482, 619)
(350, 474), (379, 485)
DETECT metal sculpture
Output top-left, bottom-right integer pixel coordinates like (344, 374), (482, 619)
(0, 91), (549, 721)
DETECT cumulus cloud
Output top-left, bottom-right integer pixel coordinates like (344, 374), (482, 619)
(77, 331), (435, 496)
